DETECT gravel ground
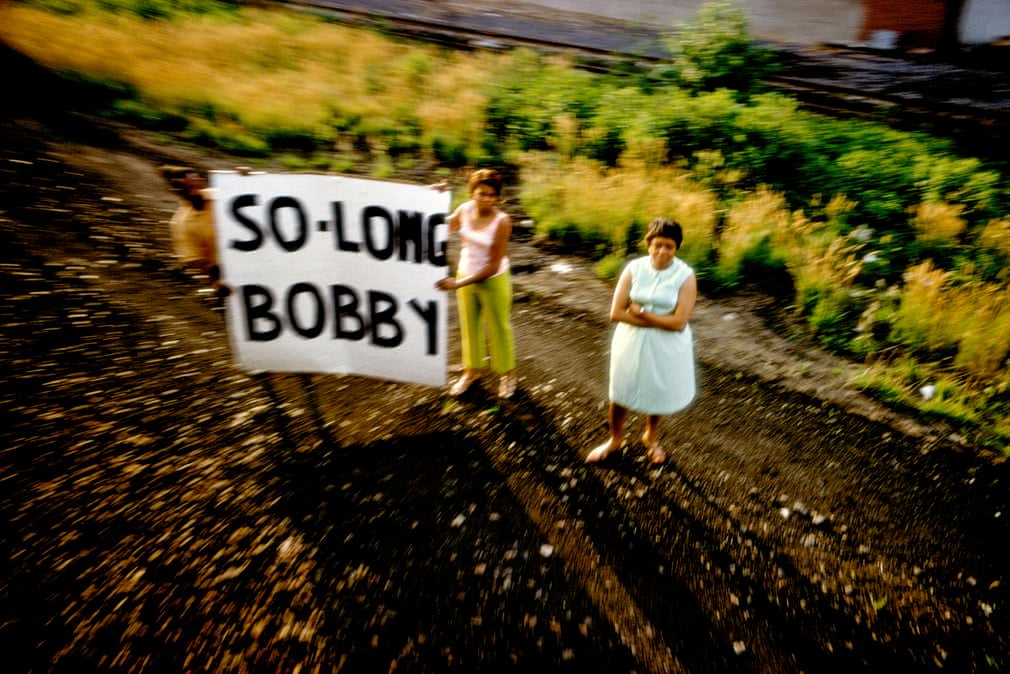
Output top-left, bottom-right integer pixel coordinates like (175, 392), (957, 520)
(1, 46), (1008, 673)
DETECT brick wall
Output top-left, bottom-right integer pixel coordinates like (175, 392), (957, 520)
(860, 0), (954, 48)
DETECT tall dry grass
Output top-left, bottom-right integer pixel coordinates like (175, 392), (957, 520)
(913, 201), (967, 243)
(891, 261), (1010, 379)
(978, 218), (1010, 257)
(517, 153), (718, 265)
(0, 5), (491, 153)
(890, 261), (954, 353)
(714, 188), (790, 286)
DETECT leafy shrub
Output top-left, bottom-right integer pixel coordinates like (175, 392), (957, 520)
(594, 253), (629, 281)
(431, 136), (468, 167)
(582, 87), (652, 166)
(110, 98), (188, 129)
(22, 0), (241, 19)
(261, 125), (330, 153)
(482, 50), (606, 160)
(662, 0), (779, 99)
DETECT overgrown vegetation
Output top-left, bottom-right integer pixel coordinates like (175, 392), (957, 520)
(2, 0), (1007, 453)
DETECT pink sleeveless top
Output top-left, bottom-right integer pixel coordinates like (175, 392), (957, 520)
(458, 201), (510, 277)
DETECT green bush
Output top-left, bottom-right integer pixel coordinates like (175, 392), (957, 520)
(662, 0), (779, 99)
(262, 126), (329, 153)
(809, 288), (861, 352)
(431, 136), (468, 167)
(22, 0), (241, 19)
(482, 49), (606, 159)
(110, 98), (188, 130)
(582, 87), (652, 165)
(594, 253), (630, 281)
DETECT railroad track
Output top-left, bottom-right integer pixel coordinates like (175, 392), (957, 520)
(285, 0), (1010, 155)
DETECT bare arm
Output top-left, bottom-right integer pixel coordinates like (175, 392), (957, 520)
(444, 202), (464, 233)
(430, 179), (462, 233)
(609, 265), (651, 327)
(632, 273), (697, 332)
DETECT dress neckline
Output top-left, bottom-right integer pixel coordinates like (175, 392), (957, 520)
(467, 202), (502, 231)
(648, 256), (680, 274)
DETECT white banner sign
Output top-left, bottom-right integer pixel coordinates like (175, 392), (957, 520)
(211, 172), (451, 387)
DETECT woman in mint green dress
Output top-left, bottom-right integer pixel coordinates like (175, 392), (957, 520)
(586, 218), (697, 464)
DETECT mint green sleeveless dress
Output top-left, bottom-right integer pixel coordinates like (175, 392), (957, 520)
(609, 256), (696, 415)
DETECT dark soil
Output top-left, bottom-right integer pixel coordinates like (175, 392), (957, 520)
(1, 45), (1008, 674)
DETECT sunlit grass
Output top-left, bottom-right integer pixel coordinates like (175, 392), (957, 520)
(889, 261), (953, 353)
(854, 357), (1010, 454)
(0, 4), (490, 155)
(913, 201), (967, 243)
(978, 218), (1010, 257)
(888, 261), (1010, 378)
(714, 188), (789, 286)
(951, 281), (1010, 378)
(517, 153), (718, 267)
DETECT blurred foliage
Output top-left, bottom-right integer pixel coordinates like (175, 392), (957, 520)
(2, 0), (1009, 452)
(660, 0), (779, 99)
(20, 0), (242, 19)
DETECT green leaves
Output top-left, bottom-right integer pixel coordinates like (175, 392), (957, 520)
(662, 1), (779, 99)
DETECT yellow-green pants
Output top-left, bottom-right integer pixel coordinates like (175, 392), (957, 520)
(456, 271), (516, 374)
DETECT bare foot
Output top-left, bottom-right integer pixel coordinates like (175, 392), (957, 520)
(586, 440), (621, 463)
(642, 434), (667, 464)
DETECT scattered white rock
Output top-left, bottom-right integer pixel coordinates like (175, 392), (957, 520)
(539, 544), (555, 558)
(733, 641), (747, 655)
(851, 226), (873, 242)
(919, 384), (936, 401)
(450, 514), (466, 528)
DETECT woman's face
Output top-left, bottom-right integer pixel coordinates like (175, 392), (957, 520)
(648, 235), (678, 269)
(179, 172), (206, 197)
(472, 184), (499, 213)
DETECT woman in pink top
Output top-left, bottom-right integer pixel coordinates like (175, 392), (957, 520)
(436, 169), (518, 398)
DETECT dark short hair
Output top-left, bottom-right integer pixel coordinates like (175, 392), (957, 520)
(644, 218), (683, 248)
(467, 168), (503, 196)
(160, 165), (201, 195)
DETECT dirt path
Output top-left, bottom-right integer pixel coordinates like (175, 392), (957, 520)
(1, 73), (1008, 672)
